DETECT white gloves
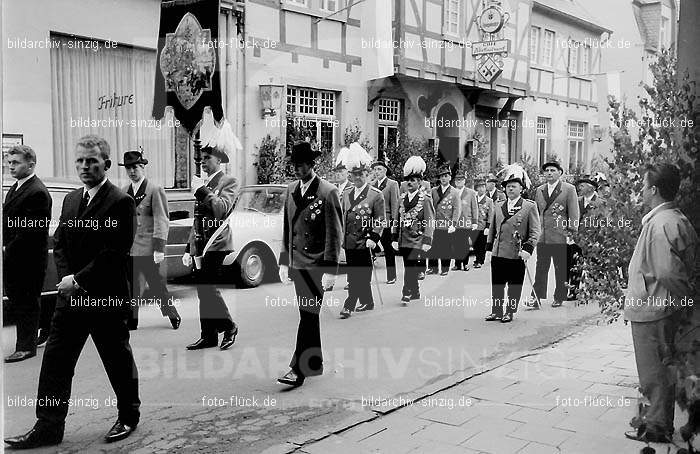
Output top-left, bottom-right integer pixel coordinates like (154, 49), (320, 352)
(278, 264), (290, 284)
(518, 250), (532, 262)
(153, 251), (165, 264)
(421, 244), (431, 252)
(182, 252), (192, 268)
(447, 225), (456, 234)
(391, 241), (399, 250)
(191, 175), (205, 194)
(484, 227), (488, 233)
(365, 239), (377, 250)
(322, 273), (336, 290)
(566, 236), (575, 245)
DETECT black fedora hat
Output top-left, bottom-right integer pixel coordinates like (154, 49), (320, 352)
(118, 150), (148, 166)
(289, 141), (319, 164)
(576, 175), (598, 189)
(436, 163), (452, 177)
(371, 160), (388, 169)
(541, 161), (563, 172)
(201, 145), (230, 164)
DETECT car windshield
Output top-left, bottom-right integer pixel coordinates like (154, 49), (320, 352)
(234, 187), (285, 214)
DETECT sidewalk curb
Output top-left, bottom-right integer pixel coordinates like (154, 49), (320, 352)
(266, 313), (605, 454)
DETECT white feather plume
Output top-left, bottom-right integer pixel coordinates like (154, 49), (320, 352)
(403, 156), (427, 177)
(200, 112), (242, 157)
(499, 163), (531, 189)
(335, 147), (350, 169)
(345, 142), (373, 171)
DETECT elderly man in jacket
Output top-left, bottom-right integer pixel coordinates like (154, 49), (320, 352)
(624, 163), (697, 444)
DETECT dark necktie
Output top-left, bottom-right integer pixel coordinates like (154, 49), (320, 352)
(78, 191), (90, 216)
(5, 182), (18, 202)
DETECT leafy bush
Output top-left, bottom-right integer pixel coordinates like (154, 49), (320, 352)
(252, 135), (284, 184)
(385, 122), (437, 184)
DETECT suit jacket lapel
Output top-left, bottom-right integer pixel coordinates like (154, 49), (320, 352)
(133, 179), (147, 207)
(349, 185), (369, 209)
(501, 198), (523, 224)
(81, 181), (111, 219)
(544, 181), (562, 211)
(437, 186), (449, 204)
(377, 179), (387, 191)
(4, 178), (33, 210)
(291, 177), (319, 227)
(405, 192), (419, 212)
(207, 172), (224, 191)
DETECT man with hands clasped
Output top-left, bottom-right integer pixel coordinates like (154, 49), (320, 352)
(277, 142), (343, 387)
(182, 145), (238, 351)
(485, 164), (540, 323)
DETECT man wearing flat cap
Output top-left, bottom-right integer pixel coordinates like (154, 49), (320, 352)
(120, 151), (180, 330)
(372, 160), (399, 284)
(277, 142), (343, 387)
(428, 164), (461, 276)
(532, 161), (580, 308)
(182, 145), (239, 351)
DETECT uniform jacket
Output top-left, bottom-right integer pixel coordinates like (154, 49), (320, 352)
(535, 180), (580, 244)
(487, 197), (540, 260)
(375, 177), (399, 235)
(279, 176), (343, 271)
(624, 203), (697, 323)
(431, 185), (461, 230)
(457, 187), (478, 229)
(3, 174), (52, 293)
(186, 171), (238, 254)
(398, 190), (435, 249)
(399, 180), (431, 194)
(122, 179), (169, 256)
(54, 180), (135, 310)
(486, 187), (506, 203)
(342, 184), (385, 250)
(475, 193), (495, 231)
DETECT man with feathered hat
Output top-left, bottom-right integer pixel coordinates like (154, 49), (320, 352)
(485, 164), (540, 323)
(334, 146), (352, 198)
(371, 159), (400, 284)
(277, 142), (343, 387)
(391, 156), (435, 305)
(339, 143), (385, 319)
(532, 161), (580, 308)
(427, 163), (461, 276)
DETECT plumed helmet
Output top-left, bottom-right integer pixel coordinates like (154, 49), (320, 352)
(499, 163), (531, 189)
(403, 156), (427, 179)
(345, 142), (373, 172)
(334, 147), (350, 171)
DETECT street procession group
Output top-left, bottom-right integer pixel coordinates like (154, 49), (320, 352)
(3, 134), (609, 449)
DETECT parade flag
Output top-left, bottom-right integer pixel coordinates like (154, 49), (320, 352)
(361, 0), (394, 80)
(152, 0), (224, 135)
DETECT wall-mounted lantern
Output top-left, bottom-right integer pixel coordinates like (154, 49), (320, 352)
(259, 83), (284, 118)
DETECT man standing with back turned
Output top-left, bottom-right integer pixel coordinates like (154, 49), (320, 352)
(5, 135), (140, 448)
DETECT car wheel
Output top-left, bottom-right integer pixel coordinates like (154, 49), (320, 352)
(237, 245), (266, 288)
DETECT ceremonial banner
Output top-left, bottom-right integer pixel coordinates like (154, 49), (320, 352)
(152, 0), (223, 135)
(361, 0), (394, 81)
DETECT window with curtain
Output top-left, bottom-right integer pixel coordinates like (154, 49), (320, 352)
(530, 26), (540, 64)
(50, 34), (183, 189)
(377, 98), (400, 161)
(444, 0), (460, 36)
(568, 121), (586, 172)
(542, 30), (554, 67)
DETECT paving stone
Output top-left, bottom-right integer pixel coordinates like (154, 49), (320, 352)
(507, 422), (573, 447)
(461, 432), (529, 454)
(413, 422), (475, 445)
(357, 427), (424, 453)
(584, 383), (638, 399)
(515, 441), (561, 454)
(466, 386), (521, 403)
(417, 405), (479, 426)
(408, 442), (483, 453)
(301, 435), (372, 454)
(557, 433), (642, 454)
(459, 415), (523, 437)
(554, 414), (626, 439)
(505, 393), (559, 411)
(505, 408), (569, 427)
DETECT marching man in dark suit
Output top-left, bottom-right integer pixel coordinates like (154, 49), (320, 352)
(472, 178), (494, 268)
(371, 160), (399, 284)
(392, 156), (435, 305)
(428, 164), (461, 276)
(485, 173), (506, 203)
(182, 145), (239, 351)
(339, 144), (385, 319)
(277, 142), (343, 387)
(532, 161), (580, 308)
(485, 164), (540, 323)
(120, 150), (180, 330)
(3, 145), (52, 363)
(5, 135), (140, 448)
(452, 173), (478, 271)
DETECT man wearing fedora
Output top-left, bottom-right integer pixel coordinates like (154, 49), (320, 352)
(428, 164), (461, 276)
(339, 144), (385, 319)
(485, 164), (540, 323)
(472, 178), (494, 269)
(452, 173), (478, 271)
(372, 160), (399, 284)
(277, 142), (342, 387)
(119, 151), (180, 330)
(182, 145), (239, 351)
(532, 161), (580, 308)
(485, 173), (506, 203)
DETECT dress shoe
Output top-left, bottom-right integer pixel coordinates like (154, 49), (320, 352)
(339, 309), (352, 319)
(566, 293), (577, 301)
(220, 327), (239, 350)
(186, 338), (218, 350)
(551, 300), (563, 308)
(401, 295), (411, 305)
(463, 265), (470, 271)
(417, 272), (425, 280)
(485, 313), (501, 321)
(426, 268), (438, 275)
(501, 313), (513, 323)
(5, 351), (36, 363)
(5, 427), (63, 449)
(473, 263), (482, 269)
(410, 292), (421, 300)
(439, 271), (448, 276)
(356, 303), (374, 312)
(169, 315), (181, 330)
(277, 369), (305, 387)
(450, 266), (462, 271)
(624, 427), (672, 443)
(386, 278), (396, 284)
(36, 329), (49, 348)
(104, 420), (136, 443)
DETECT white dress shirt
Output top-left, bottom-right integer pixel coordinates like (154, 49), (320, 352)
(83, 177), (108, 205)
(583, 194), (596, 209)
(506, 196), (522, 213)
(300, 175), (317, 196)
(547, 181), (559, 197)
(407, 189), (419, 203)
(15, 173), (35, 189)
(353, 182), (368, 199)
(130, 177), (145, 195)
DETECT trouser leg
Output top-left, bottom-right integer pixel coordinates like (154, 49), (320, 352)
(197, 252), (234, 339)
(505, 258), (526, 315)
(490, 257), (507, 317)
(474, 231), (487, 264)
(533, 243), (552, 298)
(12, 289), (40, 352)
(136, 256), (178, 318)
(344, 249), (360, 311)
(380, 229), (396, 281)
(289, 268), (324, 377)
(551, 244), (569, 301)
